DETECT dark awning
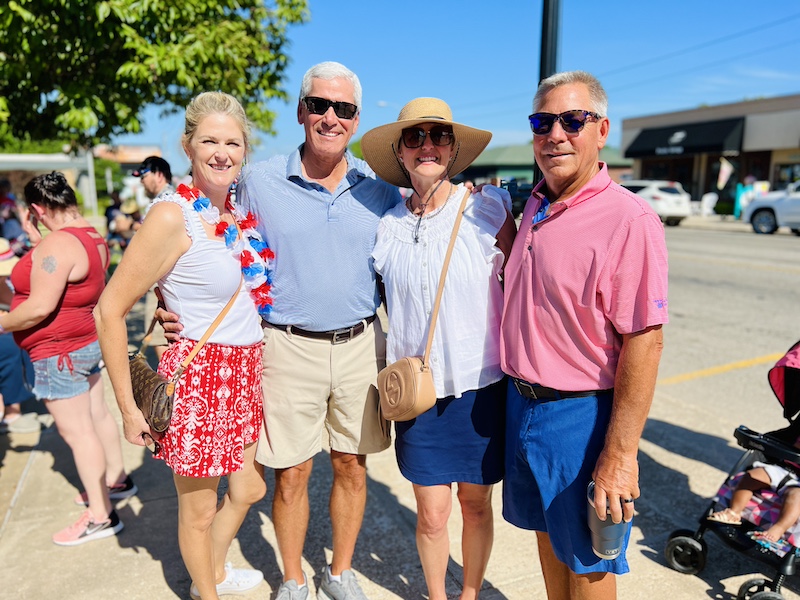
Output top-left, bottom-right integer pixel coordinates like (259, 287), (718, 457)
(625, 118), (744, 158)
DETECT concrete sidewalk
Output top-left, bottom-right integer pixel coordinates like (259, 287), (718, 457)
(679, 214), (752, 233)
(7, 378), (787, 600)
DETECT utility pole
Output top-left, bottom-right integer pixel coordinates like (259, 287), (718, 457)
(540, 0), (560, 82)
(533, 0), (560, 184)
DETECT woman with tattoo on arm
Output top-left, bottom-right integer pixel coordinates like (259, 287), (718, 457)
(0, 172), (134, 545)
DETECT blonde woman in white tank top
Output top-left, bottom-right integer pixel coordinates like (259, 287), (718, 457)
(96, 92), (274, 600)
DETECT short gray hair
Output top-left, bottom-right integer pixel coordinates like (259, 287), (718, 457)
(533, 70), (608, 117)
(300, 61), (362, 110)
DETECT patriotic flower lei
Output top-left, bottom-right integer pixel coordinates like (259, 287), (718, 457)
(176, 183), (275, 317)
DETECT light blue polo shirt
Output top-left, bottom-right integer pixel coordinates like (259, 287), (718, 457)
(239, 146), (402, 331)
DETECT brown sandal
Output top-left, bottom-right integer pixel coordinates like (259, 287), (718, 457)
(707, 507), (742, 525)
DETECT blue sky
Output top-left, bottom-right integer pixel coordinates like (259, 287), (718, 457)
(113, 0), (800, 175)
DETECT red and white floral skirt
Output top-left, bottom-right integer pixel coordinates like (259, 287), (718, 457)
(156, 338), (264, 478)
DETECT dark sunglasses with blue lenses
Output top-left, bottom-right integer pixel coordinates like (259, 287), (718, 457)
(302, 96), (359, 120)
(400, 126), (455, 149)
(528, 110), (602, 135)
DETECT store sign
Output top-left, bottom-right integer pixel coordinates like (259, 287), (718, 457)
(655, 130), (687, 155)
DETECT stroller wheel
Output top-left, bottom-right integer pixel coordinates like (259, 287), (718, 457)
(737, 578), (783, 600)
(664, 529), (707, 575)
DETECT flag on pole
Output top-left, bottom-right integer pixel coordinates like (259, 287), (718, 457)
(717, 157), (734, 190)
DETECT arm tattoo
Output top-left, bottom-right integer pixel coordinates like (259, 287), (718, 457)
(41, 255), (57, 274)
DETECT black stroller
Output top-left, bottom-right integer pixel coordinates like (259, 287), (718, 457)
(665, 340), (800, 600)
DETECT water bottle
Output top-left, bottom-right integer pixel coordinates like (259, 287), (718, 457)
(587, 481), (632, 560)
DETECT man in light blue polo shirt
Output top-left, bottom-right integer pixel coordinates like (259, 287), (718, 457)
(243, 61), (399, 600)
(163, 62), (401, 600)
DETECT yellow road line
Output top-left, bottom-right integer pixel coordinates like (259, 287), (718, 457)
(669, 252), (800, 275)
(658, 352), (784, 386)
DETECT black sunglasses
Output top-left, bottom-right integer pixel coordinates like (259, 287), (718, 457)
(142, 432), (161, 456)
(528, 110), (602, 135)
(302, 96), (358, 120)
(400, 126), (455, 149)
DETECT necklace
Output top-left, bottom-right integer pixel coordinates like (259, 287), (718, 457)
(175, 183), (275, 317)
(410, 181), (453, 243)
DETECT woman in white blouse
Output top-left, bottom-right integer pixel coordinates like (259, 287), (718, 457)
(362, 98), (516, 600)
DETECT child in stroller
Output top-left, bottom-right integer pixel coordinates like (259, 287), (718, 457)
(709, 457), (800, 549)
(665, 340), (800, 600)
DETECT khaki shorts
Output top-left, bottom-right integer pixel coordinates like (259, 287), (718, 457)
(255, 319), (390, 469)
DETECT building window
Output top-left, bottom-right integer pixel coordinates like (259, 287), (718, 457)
(775, 163), (800, 189)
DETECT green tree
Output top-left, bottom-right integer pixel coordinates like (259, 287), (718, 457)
(0, 0), (308, 146)
(349, 138), (363, 159)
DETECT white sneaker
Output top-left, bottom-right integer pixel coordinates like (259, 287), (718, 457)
(189, 562), (263, 599)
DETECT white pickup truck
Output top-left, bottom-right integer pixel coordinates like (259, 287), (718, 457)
(742, 181), (800, 235)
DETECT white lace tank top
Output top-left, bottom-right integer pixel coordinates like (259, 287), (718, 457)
(154, 193), (263, 346)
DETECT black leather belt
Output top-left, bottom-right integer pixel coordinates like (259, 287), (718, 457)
(266, 314), (377, 344)
(512, 378), (612, 401)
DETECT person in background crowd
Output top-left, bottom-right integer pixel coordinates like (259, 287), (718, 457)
(133, 156), (174, 358)
(500, 71), (668, 600)
(113, 198), (143, 245)
(96, 92), (268, 600)
(0, 200), (32, 258)
(133, 155), (175, 202)
(159, 61), (401, 600)
(0, 172), (135, 545)
(0, 237), (38, 434)
(104, 191), (126, 251)
(0, 178), (15, 205)
(362, 97), (516, 600)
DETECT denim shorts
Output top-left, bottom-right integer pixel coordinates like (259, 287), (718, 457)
(502, 379), (629, 575)
(32, 341), (103, 400)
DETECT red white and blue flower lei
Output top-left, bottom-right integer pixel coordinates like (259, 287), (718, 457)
(176, 183), (275, 317)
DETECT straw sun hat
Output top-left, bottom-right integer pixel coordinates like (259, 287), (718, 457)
(361, 97), (491, 187)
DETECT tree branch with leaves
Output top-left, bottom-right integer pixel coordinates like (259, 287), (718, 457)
(0, 0), (309, 146)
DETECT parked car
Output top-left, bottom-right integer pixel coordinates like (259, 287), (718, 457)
(509, 182), (533, 218)
(619, 180), (692, 226)
(741, 181), (800, 235)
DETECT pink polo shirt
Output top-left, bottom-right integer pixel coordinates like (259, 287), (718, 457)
(500, 164), (669, 391)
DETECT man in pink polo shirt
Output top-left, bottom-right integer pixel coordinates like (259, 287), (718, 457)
(500, 71), (668, 599)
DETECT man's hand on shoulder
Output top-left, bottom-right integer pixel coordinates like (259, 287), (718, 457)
(154, 287), (182, 341)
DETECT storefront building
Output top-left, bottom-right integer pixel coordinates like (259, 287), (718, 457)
(461, 143), (632, 184)
(621, 93), (800, 212)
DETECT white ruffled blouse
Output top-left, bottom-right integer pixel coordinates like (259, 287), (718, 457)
(372, 184), (510, 399)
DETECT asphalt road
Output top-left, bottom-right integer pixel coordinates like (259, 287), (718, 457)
(660, 226), (799, 432)
(641, 225), (800, 598)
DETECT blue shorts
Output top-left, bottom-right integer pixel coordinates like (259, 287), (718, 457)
(32, 341), (103, 400)
(502, 379), (630, 575)
(0, 333), (35, 406)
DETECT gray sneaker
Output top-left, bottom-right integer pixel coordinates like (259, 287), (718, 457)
(317, 568), (368, 600)
(276, 575), (309, 600)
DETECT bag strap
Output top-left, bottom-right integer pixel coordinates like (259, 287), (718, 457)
(422, 188), (471, 364)
(166, 276), (242, 388)
(138, 215), (245, 393)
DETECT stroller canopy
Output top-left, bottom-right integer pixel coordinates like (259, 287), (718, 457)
(769, 340), (800, 421)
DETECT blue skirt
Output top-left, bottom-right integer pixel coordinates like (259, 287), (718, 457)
(395, 378), (506, 486)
